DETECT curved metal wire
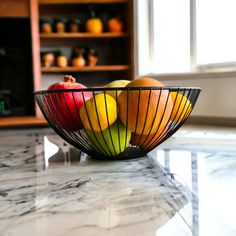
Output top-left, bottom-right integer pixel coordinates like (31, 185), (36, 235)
(34, 87), (201, 160)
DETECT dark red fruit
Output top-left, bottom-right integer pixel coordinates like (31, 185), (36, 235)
(45, 75), (92, 131)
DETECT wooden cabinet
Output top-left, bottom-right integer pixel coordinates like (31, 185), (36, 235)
(38, 0), (134, 87)
(0, 0), (30, 18)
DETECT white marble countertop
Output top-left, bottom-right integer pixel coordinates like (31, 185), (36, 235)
(1, 125), (236, 236)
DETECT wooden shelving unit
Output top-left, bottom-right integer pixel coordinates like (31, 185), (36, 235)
(41, 65), (129, 73)
(40, 32), (128, 38)
(39, 0), (134, 82)
(39, 0), (128, 4)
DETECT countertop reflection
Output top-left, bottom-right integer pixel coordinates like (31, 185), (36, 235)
(0, 125), (236, 236)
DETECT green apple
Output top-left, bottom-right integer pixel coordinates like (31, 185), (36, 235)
(86, 120), (131, 156)
(106, 80), (131, 99)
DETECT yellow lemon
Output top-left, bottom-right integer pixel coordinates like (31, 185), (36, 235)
(80, 93), (117, 132)
(170, 92), (192, 122)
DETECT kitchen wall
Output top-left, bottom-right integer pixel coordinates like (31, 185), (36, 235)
(160, 76), (236, 118)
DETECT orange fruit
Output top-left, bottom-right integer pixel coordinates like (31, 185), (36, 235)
(118, 77), (173, 135)
(108, 17), (124, 33)
(131, 126), (168, 150)
(170, 92), (192, 122)
(86, 18), (103, 34)
(79, 93), (117, 132)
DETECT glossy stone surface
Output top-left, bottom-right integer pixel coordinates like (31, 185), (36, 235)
(0, 125), (236, 236)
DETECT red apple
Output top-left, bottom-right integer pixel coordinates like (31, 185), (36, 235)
(46, 75), (92, 131)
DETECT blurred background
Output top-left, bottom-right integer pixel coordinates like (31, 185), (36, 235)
(0, 0), (236, 127)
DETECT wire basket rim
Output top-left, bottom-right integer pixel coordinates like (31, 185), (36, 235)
(34, 86), (201, 95)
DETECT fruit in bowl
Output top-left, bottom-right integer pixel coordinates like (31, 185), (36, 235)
(105, 79), (131, 99)
(86, 120), (131, 156)
(45, 75), (92, 131)
(170, 92), (192, 122)
(118, 77), (173, 135)
(79, 93), (117, 132)
(34, 75), (201, 160)
(130, 126), (168, 150)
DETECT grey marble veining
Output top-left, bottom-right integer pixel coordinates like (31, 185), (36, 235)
(0, 125), (236, 236)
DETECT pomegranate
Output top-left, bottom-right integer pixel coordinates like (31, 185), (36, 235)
(46, 75), (92, 131)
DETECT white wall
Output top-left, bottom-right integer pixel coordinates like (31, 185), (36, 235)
(160, 76), (236, 118)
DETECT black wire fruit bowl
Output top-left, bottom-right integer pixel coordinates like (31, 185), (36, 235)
(34, 85), (201, 160)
